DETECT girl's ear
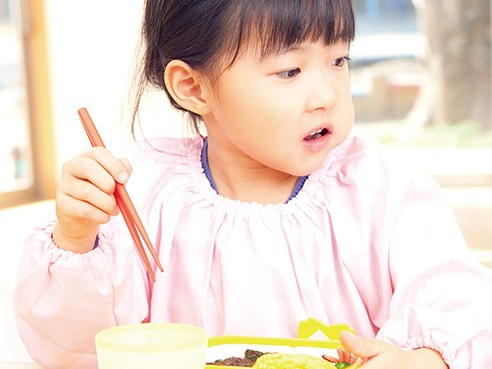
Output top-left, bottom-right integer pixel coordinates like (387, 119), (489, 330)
(164, 60), (212, 116)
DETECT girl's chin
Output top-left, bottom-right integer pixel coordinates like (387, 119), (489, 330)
(288, 157), (327, 177)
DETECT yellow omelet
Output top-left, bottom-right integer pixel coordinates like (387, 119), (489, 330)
(253, 353), (336, 369)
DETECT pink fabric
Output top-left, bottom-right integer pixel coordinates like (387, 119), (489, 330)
(14, 135), (492, 369)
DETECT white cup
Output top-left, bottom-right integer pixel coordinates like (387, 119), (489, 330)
(95, 323), (207, 369)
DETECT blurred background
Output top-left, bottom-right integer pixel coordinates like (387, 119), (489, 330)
(1, 0), (491, 363)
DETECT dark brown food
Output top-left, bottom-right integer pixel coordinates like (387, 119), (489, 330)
(208, 349), (267, 367)
(209, 356), (253, 367)
(244, 350), (265, 362)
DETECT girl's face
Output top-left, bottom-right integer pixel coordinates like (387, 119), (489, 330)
(203, 40), (354, 177)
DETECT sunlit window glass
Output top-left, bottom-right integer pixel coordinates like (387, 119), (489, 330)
(0, 0), (33, 194)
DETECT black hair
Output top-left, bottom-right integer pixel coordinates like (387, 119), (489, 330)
(131, 0), (355, 135)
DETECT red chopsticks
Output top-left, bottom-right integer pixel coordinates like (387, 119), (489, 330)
(77, 107), (164, 281)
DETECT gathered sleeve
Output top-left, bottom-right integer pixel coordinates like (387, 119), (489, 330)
(13, 215), (151, 369)
(376, 174), (492, 369)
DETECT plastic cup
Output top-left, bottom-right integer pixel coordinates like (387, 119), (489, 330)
(95, 323), (208, 369)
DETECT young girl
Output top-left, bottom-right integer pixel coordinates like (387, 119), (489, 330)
(14, 0), (492, 368)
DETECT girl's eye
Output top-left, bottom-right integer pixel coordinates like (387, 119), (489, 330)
(277, 68), (301, 79)
(332, 56), (350, 68)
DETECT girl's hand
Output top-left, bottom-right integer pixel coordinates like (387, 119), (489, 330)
(339, 331), (449, 369)
(53, 147), (132, 253)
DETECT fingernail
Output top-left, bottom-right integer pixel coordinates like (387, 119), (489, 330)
(117, 172), (128, 183)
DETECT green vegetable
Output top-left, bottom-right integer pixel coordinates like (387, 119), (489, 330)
(334, 362), (351, 369)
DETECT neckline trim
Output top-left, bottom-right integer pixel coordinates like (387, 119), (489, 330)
(200, 138), (308, 204)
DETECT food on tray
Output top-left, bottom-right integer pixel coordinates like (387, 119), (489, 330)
(209, 349), (337, 368)
(253, 353), (337, 369)
(208, 349), (266, 367)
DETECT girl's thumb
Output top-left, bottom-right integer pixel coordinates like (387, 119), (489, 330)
(339, 331), (387, 360)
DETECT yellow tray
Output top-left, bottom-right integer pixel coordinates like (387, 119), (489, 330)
(205, 318), (353, 368)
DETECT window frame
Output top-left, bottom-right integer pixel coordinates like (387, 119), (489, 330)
(0, 0), (55, 209)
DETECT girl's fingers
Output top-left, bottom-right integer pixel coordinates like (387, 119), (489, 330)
(119, 157), (133, 179)
(340, 348), (357, 364)
(337, 347), (345, 361)
(80, 147), (130, 185)
(56, 191), (113, 224)
(61, 159), (115, 200)
(65, 177), (119, 216)
(58, 151), (127, 217)
(62, 148), (131, 194)
(56, 148), (131, 226)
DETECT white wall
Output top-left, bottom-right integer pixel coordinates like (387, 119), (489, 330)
(44, 0), (188, 174)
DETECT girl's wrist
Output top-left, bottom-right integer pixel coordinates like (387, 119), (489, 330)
(52, 224), (99, 253)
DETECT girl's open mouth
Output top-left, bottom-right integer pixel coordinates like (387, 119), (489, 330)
(302, 125), (333, 152)
(303, 127), (330, 141)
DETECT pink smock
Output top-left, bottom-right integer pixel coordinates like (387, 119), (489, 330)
(14, 135), (492, 368)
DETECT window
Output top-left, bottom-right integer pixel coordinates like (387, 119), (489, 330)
(0, 0), (55, 208)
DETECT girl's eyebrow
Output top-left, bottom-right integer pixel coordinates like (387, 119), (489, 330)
(259, 46), (302, 61)
(260, 41), (350, 62)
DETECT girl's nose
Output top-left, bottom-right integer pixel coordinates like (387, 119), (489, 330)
(306, 75), (337, 112)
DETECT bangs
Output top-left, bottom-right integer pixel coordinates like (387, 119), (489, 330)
(223, 0), (355, 63)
